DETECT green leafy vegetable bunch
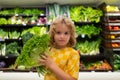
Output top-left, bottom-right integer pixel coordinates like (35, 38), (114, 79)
(15, 33), (50, 75)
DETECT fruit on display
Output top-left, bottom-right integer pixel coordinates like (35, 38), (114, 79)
(108, 26), (120, 31)
(106, 5), (119, 12)
(104, 34), (120, 39)
(104, 42), (120, 48)
(114, 26), (119, 30)
(110, 35), (115, 39)
(80, 60), (112, 70)
(112, 43), (119, 47)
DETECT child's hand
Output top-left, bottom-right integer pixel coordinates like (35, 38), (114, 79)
(39, 54), (55, 69)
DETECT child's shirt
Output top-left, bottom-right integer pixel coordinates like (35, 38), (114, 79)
(44, 47), (80, 80)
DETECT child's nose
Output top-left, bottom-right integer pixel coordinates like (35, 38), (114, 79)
(60, 34), (65, 38)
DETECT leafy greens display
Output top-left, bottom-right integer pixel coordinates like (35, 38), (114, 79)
(75, 37), (102, 55)
(70, 6), (103, 22)
(75, 24), (102, 38)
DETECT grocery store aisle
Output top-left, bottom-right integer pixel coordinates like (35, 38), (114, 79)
(0, 71), (120, 80)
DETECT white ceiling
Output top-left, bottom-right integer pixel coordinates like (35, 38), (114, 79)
(0, 0), (120, 8)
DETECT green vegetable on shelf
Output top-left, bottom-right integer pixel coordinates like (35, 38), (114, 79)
(113, 54), (120, 70)
(0, 29), (8, 39)
(0, 18), (8, 25)
(0, 43), (5, 56)
(21, 32), (34, 44)
(75, 38), (101, 55)
(0, 10), (10, 15)
(75, 24), (102, 38)
(70, 6), (103, 22)
(31, 9), (44, 15)
(9, 31), (20, 39)
(6, 42), (21, 56)
(22, 9), (32, 16)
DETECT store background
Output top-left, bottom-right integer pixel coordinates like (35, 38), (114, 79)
(0, 0), (120, 80)
(0, 0), (120, 7)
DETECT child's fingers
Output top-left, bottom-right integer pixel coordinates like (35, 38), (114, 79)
(44, 53), (49, 57)
(41, 55), (47, 59)
(41, 53), (49, 59)
(39, 59), (45, 65)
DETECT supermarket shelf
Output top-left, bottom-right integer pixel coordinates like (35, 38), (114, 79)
(0, 54), (17, 59)
(103, 31), (120, 34)
(80, 70), (113, 72)
(108, 48), (120, 51)
(105, 23), (120, 26)
(0, 68), (37, 72)
(0, 14), (46, 17)
(102, 46), (120, 51)
(103, 39), (120, 42)
(105, 12), (120, 16)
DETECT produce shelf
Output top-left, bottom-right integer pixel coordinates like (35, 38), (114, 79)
(104, 22), (120, 26)
(0, 54), (17, 59)
(103, 39), (120, 42)
(102, 25), (120, 31)
(102, 30), (120, 34)
(80, 59), (113, 71)
(102, 46), (120, 51)
(0, 24), (45, 28)
(80, 70), (113, 72)
(102, 34), (120, 40)
(80, 54), (105, 59)
(105, 12), (120, 16)
(0, 68), (37, 72)
(0, 14), (46, 17)
(102, 41), (120, 48)
(0, 55), (17, 68)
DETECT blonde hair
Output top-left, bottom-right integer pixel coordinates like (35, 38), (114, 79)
(49, 16), (76, 47)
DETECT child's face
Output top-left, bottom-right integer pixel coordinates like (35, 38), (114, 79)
(54, 23), (70, 48)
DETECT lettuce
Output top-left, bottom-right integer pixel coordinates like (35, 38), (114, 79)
(15, 34), (50, 75)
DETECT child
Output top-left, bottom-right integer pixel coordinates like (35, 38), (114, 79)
(39, 16), (80, 80)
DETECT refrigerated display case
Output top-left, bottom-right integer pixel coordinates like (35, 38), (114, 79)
(101, 7), (120, 71)
(0, 0), (120, 80)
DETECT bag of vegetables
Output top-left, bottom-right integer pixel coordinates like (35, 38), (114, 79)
(15, 33), (50, 76)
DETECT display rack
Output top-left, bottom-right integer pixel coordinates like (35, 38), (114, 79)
(0, 7), (47, 71)
(102, 12), (120, 51)
(101, 11), (120, 71)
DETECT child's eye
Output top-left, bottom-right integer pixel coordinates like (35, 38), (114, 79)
(64, 32), (69, 35)
(56, 31), (61, 34)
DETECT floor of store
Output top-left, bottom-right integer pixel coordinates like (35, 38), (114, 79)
(0, 71), (120, 80)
